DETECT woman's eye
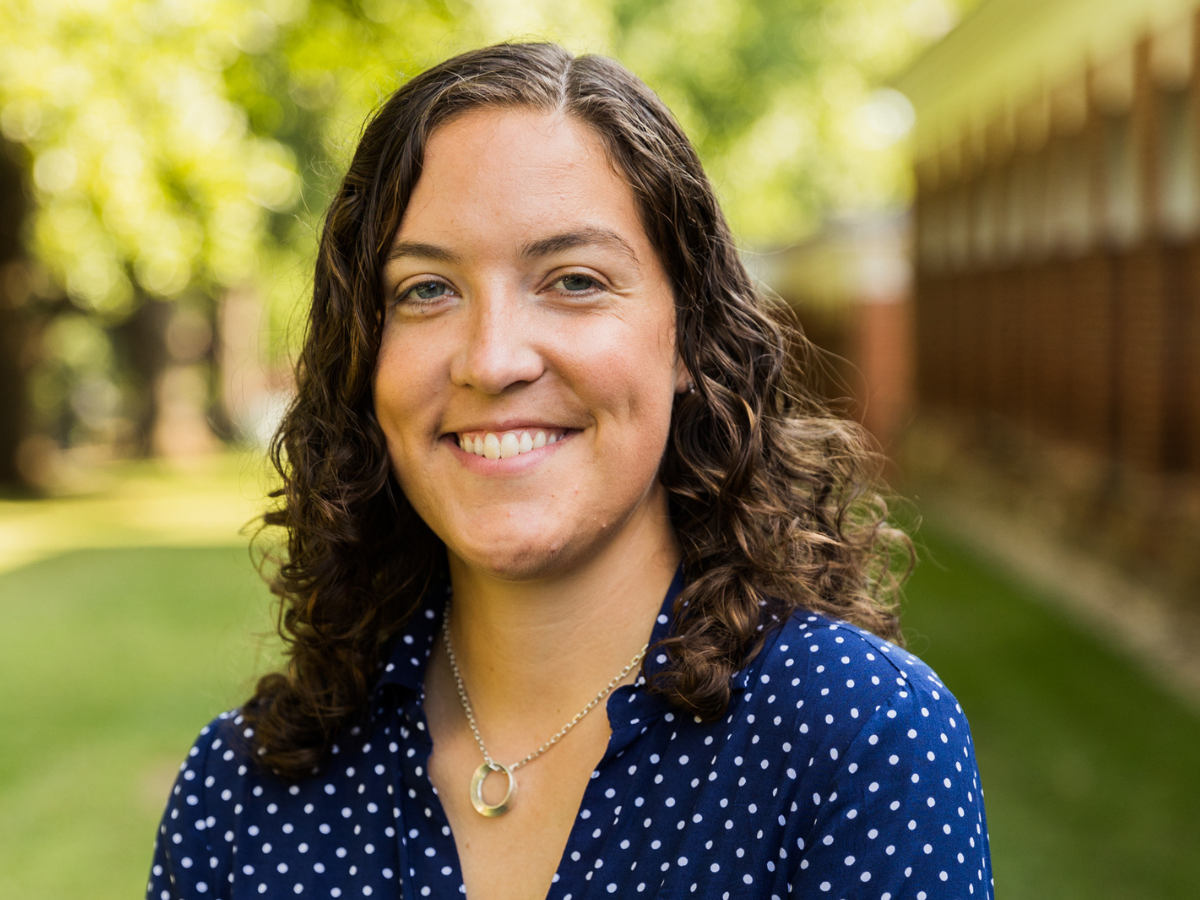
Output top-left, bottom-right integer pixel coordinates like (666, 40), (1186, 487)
(555, 273), (600, 293)
(399, 280), (450, 303)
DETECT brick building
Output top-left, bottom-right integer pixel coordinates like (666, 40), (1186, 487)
(895, 0), (1200, 581)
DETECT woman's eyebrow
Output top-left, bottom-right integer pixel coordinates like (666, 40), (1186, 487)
(384, 229), (639, 267)
(385, 241), (461, 264)
(521, 229), (640, 266)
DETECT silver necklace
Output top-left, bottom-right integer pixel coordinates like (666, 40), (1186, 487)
(441, 606), (648, 817)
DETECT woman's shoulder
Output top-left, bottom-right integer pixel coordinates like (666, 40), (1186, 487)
(753, 607), (951, 690)
(732, 615), (992, 896)
(149, 707), (404, 898)
(180, 708), (254, 773)
(147, 710), (247, 897)
(154, 709), (263, 840)
(741, 607), (972, 752)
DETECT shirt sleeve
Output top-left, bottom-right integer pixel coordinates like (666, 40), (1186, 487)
(146, 715), (239, 900)
(791, 684), (993, 900)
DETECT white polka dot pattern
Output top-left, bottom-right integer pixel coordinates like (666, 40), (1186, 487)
(148, 577), (993, 899)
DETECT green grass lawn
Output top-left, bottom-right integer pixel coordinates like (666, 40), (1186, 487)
(0, 545), (277, 900)
(1, 513), (1197, 899)
(904, 525), (1200, 900)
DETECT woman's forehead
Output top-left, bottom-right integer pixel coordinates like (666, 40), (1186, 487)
(392, 107), (650, 257)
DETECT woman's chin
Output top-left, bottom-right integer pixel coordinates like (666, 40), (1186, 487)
(448, 532), (582, 582)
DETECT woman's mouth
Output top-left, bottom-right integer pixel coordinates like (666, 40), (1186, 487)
(455, 428), (570, 459)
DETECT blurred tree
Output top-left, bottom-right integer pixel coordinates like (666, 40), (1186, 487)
(0, 0), (974, 487)
(0, 0), (312, 479)
(609, 0), (968, 241)
(0, 139), (31, 485)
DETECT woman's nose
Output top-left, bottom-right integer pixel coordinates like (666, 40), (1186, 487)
(449, 288), (545, 394)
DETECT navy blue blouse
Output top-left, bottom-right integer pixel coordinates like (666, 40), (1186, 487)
(148, 575), (993, 899)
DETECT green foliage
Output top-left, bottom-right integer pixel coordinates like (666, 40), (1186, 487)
(0, 0), (306, 318)
(610, 0), (914, 240)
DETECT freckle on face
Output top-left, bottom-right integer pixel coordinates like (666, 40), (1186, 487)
(372, 107), (686, 581)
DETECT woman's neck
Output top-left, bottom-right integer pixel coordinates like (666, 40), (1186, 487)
(441, 490), (680, 751)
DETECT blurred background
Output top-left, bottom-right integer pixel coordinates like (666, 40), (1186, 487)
(2, 0), (1198, 897)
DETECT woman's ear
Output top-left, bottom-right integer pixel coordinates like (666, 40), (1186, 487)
(674, 358), (695, 395)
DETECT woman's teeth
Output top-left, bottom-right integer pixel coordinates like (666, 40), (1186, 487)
(457, 429), (563, 459)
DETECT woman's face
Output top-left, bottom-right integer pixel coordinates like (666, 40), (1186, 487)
(374, 107), (688, 580)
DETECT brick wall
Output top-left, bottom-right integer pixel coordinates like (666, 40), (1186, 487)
(912, 28), (1200, 482)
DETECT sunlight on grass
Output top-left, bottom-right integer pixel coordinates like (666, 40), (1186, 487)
(0, 451), (278, 573)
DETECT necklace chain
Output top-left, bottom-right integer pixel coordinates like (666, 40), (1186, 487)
(441, 605), (649, 773)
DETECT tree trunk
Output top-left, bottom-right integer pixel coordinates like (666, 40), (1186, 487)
(111, 296), (173, 457)
(0, 139), (31, 488)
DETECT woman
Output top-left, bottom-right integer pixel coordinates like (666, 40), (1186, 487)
(149, 43), (992, 900)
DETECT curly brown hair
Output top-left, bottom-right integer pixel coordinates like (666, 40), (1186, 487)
(245, 42), (910, 779)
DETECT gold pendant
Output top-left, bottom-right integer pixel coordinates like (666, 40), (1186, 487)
(470, 761), (516, 817)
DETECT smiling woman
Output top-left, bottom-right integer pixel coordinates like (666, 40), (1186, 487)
(146, 43), (992, 900)
(375, 108), (685, 589)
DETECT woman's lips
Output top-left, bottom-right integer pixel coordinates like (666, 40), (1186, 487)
(455, 427), (570, 459)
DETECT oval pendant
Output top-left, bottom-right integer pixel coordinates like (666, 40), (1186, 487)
(469, 761), (516, 817)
